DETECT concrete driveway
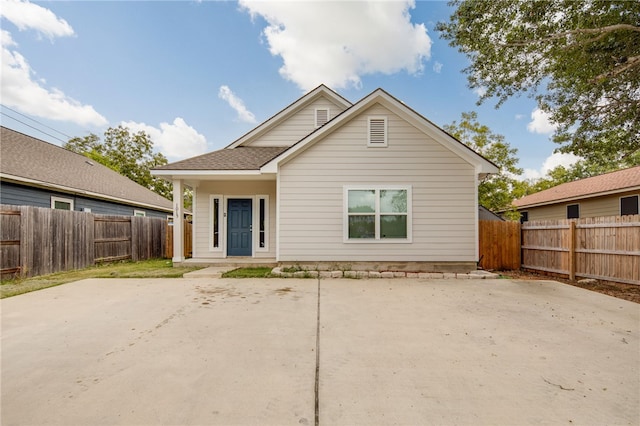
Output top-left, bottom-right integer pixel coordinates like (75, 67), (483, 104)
(1, 277), (638, 425)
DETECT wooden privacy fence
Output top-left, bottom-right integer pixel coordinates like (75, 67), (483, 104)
(1, 205), (167, 278)
(522, 215), (640, 285)
(165, 220), (193, 259)
(478, 220), (521, 270)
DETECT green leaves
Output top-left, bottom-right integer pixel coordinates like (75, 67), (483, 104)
(437, 0), (640, 163)
(65, 125), (172, 200)
(444, 111), (522, 216)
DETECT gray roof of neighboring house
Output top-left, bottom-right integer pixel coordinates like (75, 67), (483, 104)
(154, 146), (289, 171)
(0, 126), (173, 212)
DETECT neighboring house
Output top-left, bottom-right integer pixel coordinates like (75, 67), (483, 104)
(152, 86), (498, 272)
(1, 126), (173, 218)
(513, 166), (640, 222)
(479, 205), (504, 221)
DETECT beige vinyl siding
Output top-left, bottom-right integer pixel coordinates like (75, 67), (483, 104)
(245, 96), (348, 147)
(193, 180), (276, 259)
(278, 104), (477, 262)
(524, 190), (640, 220)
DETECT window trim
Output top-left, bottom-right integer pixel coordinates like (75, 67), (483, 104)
(255, 194), (269, 252)
(343, 185), (412, 243)
(51, 196), (73, 211)
(620, 194), (639, 216)
(520, 211), (529, 223)
(315, 108), (330, 128)
(209, 194), (223, 252)
(133, 210), (146, 217)
(566, 203), (580, 219)
(367, 116), (388, 147)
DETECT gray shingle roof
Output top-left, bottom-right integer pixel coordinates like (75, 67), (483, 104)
(155, 146), (289, 171)
(0, 126), (172, 211)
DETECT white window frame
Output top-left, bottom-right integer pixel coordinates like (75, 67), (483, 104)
(209, 194), (223, 252)
(315, 108), (330, 128)
(133, 210), (146, 217)
(367, 116), (388, 147)
(51, 196), (73, 211)
(343, 185), (412, 243)
(255, 195), (269, 252)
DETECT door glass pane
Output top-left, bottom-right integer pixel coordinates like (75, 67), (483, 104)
(348, 190), (375, 213)
(348, 215), (375, 238)
(380, 215), (407, 238)
(380, 190), (407, 213)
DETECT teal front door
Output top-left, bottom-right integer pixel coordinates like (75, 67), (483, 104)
(227, 199), (252, 256)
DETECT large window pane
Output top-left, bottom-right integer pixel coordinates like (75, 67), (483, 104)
(380, 215), (407, 238)
(380, 190), (407, 213)
(349, 215), (375, 238)
(348, 190), (375, 213)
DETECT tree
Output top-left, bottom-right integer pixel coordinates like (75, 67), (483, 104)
(444, 111), (522, 218)
(437, 1), (640, 164)
(66, 125), (172, 200)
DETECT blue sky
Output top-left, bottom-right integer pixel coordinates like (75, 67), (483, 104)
(1, 0), (579, 179)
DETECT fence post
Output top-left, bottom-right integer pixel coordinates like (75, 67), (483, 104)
(569, 220), (576, 281)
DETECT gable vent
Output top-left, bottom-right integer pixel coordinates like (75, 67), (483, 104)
(315, 108), (329, 127)
(368, 116), (388, 147)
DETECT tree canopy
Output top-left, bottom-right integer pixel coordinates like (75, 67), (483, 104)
(65, 125), (172, 200)
(437, 1), (640, 164)
(444, 111), (522, 217)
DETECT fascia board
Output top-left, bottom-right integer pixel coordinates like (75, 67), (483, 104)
(226, 86), (352, 149)
(151, 169), (262, 177)
(1, 173), (173, 213)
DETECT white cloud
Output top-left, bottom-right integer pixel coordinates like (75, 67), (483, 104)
(473, 86), (487, 98)
(432, 61), (443, 73)
(218, 85), (257, 124)
(1, 30), (108, 127)
(0, 2), (107, 127)
(527, 108), (558, 134)
(522, 152), (581, 180)
(122, 118), (208, 161)
(0, 0), (74, 39)
(239, 0), (431, 91)
(515, 114), (524, 120)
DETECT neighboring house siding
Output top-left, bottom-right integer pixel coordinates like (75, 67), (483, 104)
(523, 190), (640, 220)
(0, 181), (169, 218)
(193, 180), (276, 259)
(245, 97), (348, 147)
(278, 104), (476, 262)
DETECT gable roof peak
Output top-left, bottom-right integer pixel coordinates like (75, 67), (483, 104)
(225, 84), (352, 149)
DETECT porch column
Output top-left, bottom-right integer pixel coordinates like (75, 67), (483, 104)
(172, 179), (184, 263)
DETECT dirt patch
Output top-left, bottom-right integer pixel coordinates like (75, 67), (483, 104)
(274, 287), (293, 295)
(498, 270), (640, 304)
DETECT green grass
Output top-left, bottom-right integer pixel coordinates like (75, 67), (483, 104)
(0, 259), (202, 299)
(222, 267), (273, 278)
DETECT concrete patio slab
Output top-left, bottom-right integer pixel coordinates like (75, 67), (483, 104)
(1, 277), (638, 425)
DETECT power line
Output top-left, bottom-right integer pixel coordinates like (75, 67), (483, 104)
(0, 104), (73, 139)
(0, 111), (68, 144)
